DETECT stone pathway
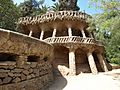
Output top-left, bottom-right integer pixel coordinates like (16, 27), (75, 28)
(47, 69), (120, 90)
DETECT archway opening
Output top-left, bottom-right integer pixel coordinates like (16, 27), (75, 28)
(72, 29), (83, 37)
(85, 30), (91, 37)
(75, 48), (91, 75)
(92, 51), (103, 72)
(56, 28), (68, 37)
(53, 45), (69, 76)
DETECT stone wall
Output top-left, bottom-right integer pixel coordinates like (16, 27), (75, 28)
(0, 28), (54, 90)
(0, 62), (53, 90)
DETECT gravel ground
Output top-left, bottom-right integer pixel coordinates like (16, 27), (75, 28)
(47, 69), (120, 90)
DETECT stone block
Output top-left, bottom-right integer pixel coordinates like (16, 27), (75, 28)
(23, 70), (29, 75)
(31, 74), (35, 78)
(14, 74), (21, 77)
(27, 75), (32, 80)
(8, 72), (14, 77)
(11, 69), (23, 73)
(30, 62), (37, 68)
(0, 69), (10, 73)
(29, 68), (33, 74)
(22, 65), (30, 70)
(33, 69), (39, 77)
(8, 65), (15, 70)
(12, 77), (21, 83)
(0, 72), (8, 78)
(0, 65), (9, 69)
(21, 74), (27, 81)
(3, 77), (12, 84)
(0, 79), (3, 85)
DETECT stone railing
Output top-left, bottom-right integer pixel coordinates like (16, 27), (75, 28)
(18, 11), (90, 25)
(44, 36), (103, 46)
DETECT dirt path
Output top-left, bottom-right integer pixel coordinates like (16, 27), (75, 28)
(47, 69), (120, 90)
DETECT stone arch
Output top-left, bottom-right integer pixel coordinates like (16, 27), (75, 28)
(56, 28), (68, 37)
(52, 45), (69, 76)
(85, 30), (91, 37)
(92, 51), (104, 72)
(75, 48), (91, 75)
(72, 28), (83, 37)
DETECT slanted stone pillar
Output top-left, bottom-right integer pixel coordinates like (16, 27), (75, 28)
(69, 48), (76, 75)
(81, 29), (86, 38)
(68, 27), (72, 37)
(52, 28), (57, 37)
(29, 30), (32, 37)
(16, 55), (28, 67)
(97, 53), (108, 72)
(87, 52), (98, 74)
(40, 30), (44, 40)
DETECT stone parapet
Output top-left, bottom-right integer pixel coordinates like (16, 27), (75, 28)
(18, 11), (90, 25)
(0, 28), (53, 58)
(0, 28), (54, 89)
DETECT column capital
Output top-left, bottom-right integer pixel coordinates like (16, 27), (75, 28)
(86, 47), (95, 54)
(68, 45), (77, 52)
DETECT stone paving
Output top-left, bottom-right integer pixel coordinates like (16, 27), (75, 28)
(47, 69), (120, 90)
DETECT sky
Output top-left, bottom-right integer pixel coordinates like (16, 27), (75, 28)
(13, 0), (102, 15)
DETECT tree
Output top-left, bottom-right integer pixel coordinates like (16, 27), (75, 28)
(89, 0), (120, 65)
(51, 3), (59, 12)
(19, 0), (48, 16)
(0, 0), (20, 31)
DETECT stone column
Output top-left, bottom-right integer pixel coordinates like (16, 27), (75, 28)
(40, 30), (44, 40)
(68, 27), (72, 37)
(97, 53), (108, 72)
(29, 30), (32, 37)
(87, 52), (98, 74)
(69, 48), (76, 75)
(52, 28), (57, 37)
(81, 29), (86, 38)
(16, 55), (28, 67)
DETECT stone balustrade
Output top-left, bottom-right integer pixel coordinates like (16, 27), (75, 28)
(18, 11), (90, 25)
(44, 36), (103, 46)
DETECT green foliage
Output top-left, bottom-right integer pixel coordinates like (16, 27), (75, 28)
(0, 0), (20, 30)
(51, 3), (59, 12)
(18, 0), (49, 16)
(89, 0), (120, 65)
(111, 58), (120, 65)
